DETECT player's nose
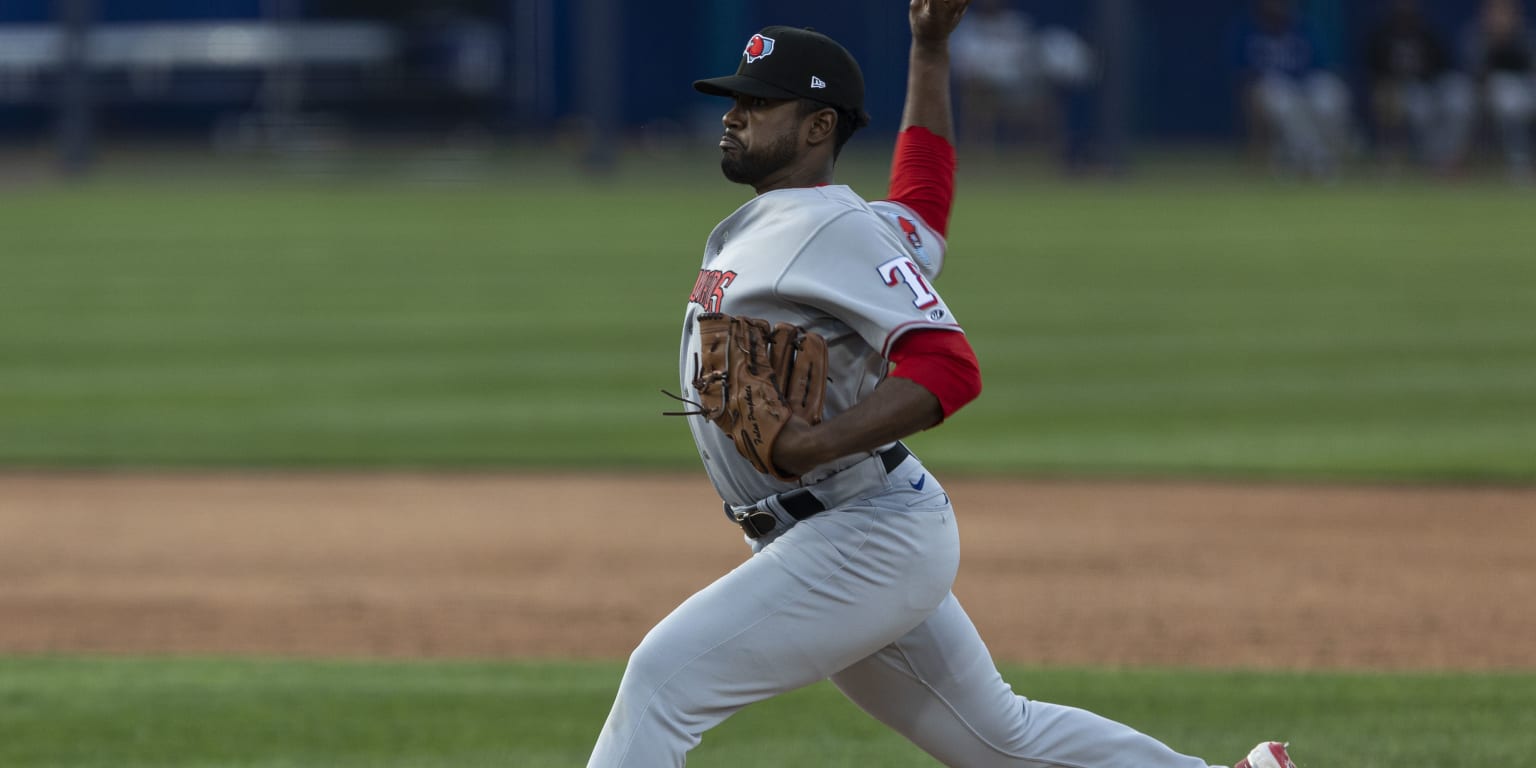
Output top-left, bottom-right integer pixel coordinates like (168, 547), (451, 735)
(722, 102), (746, 130)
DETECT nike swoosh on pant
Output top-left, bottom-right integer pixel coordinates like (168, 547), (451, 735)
(909, 475), (926, 491)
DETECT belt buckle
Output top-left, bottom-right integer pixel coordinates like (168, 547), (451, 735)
(733, 506), (778, 538)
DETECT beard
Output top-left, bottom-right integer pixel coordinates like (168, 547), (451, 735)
(720, 130), (798, 187)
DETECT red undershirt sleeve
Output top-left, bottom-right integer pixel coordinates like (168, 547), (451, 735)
(886, 126), (957, 237)
(887, 328), (982, 420)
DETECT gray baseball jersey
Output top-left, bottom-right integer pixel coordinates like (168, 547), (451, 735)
(679, 185), (960, 507)
(592, 186), (1225, 768)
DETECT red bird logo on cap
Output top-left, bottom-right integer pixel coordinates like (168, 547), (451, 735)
(744, 34), (776, 63)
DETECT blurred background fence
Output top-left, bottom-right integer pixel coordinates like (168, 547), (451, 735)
(4, 0), (1535, 177)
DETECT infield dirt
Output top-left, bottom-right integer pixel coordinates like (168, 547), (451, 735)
(2, 473), (1532, 670)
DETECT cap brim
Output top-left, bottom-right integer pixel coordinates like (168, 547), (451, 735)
(693, 75), (801, 101)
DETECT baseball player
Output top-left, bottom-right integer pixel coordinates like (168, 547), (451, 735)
(588, 3), (1295, 767)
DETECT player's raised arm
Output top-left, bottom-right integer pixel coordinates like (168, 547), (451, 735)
(900, 0), (967, 140)
(887, 0), (967, 243)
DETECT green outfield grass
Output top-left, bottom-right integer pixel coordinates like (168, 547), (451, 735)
(2, 151), (1534, 480)
(1, 656), (1532, 767)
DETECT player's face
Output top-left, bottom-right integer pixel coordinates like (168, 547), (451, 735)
(719, 95), (804, 187)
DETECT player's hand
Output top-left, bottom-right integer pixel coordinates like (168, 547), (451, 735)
(910, 0), (970, 45)
(770, 417), (820, 479)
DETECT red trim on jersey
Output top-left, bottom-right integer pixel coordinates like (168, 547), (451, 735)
(879, 319), (954, 358)
(886, 126), (956, 237)
(888, 328), (981, 419)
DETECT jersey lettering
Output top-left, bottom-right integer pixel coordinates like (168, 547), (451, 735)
(877, 257), (939, 309)
(688, 269), (737, 313)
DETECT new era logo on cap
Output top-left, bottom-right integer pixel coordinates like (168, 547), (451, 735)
(810, 76), (826, 89)
(744, 34), (775, 62)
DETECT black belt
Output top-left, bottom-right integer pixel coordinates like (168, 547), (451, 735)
(727, 443), (913, 539)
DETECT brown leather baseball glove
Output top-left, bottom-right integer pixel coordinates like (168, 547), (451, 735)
(674, 312), (827, 481)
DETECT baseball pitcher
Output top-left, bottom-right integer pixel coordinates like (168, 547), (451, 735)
(588, 3), (1296, 767)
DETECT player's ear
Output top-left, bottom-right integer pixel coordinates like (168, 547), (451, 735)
(803, 106), (838, 148)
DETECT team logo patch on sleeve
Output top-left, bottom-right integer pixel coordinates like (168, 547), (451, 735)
(744, 34), (775, 62)
(897, 216), (924, 251)
(895, 215), (933, 271)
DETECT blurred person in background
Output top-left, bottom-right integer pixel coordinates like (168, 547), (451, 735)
(1232, 0), (1355, 178)
(949, 0), (1093, 161)
(1365, 0), (1477, 174)
(1461, 0), (1536, 181)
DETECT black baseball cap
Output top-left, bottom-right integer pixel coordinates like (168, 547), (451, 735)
(694, 26), (871, 128)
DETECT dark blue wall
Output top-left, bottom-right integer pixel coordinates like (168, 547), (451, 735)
(3, 0), (1531, 142)
(0, 0), (264, 21)
(606, 0), (1525, 142)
